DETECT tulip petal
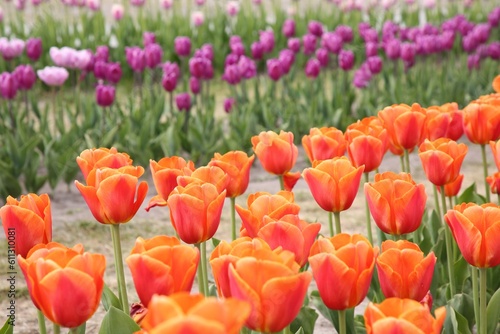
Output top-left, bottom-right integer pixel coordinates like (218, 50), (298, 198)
(75, 181), (109, 224)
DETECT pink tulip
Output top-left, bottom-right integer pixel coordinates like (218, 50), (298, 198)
(96, 84), (116, 107)
(111, 4), (124, 20)
(26, 38), (42, 61)
(192, 11), (204, 27)
(0, 72), (18, 100)
(226, 1), (239, 16)
(0, 38), (25, 61)
(159, 0), (172, 9)
(37, 66), (69, 86)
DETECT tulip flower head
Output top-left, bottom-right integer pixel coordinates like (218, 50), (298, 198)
(37, 66), (69, 86)
(111, 3), (124, 20)
(490, 140), (500, 170)
(208, 151), (255, 198)
(175, 36), (192, 57)
(192, 11), (204, 27)
(224, 97), (236, 113)
(95, 84), (116, 107)
(302, 127), (347, 163)
(25, 38), (42, 62)
(0, 72), (18, 100)
(252, 130), (298, 176)
(175, 92), (191, 111)
(462, 98), (500, 145)
(226, 1), (239, 16)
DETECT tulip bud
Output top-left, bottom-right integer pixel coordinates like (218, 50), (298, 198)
(305, 58), (321, 79)
(322, 32), (342, 54)
(0, 72), (18, 99)
(224, 97), (236, 113)
(192, 11), (204, 27)
(162, 72), (177, 92)
(338, 49), (355, 71)
(105, 62), (122, 84)
(303, 34), (317, 55)
(13, 64), (36, 91)
(176, 93), (191, 111)
(111, 4), (124, 20)
(174, 36), (191, 57)
(25, 38), (42, 62)
(366, 56), (383, 74)
(307, 20), (324, 37)
(278, 49), (295, 75)
(288, 38), (301, 53)
(282, 19), (296, 38)
(144, 43), (163, 69)
(266, 58), (282, 81)
(251, 41), (264, 60)
(316, 48), (329, 67)
(96, 84), (116, 107)
(189, 77), (200, 95)
(222, 64), (241, 85)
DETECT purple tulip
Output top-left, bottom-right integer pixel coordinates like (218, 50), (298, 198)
(174, 36), (192, 57)
(224, 97), (236, 113)
(13, 65), (36, 90)
(25, 38), (42, 62)
(106, 62), (122, 84)
(366, 56), (383, 74)
(353, 64), (372, 89)
(201, 44), (214, 61)
(189, 56), (210, 79)
(303, 34), (317, 55)
(237, 56), (257, 79)
(94, 61), (107, 80)
(230, 42), (246, 57)
(266, 58), (282, 81)
(0, 72), (18, 99)
(145, 43), (163, 69)
(162, 72), (177, 92)
(316, 48), (329, 67)
(488, 42), (500, 60)
(305, 58), (321, 79)
(400, 43), (416, 64)
(190, 77), (201, 94)
(225, 53), (240, 67)
(382, 21), (399, 41)
(338, 49), (355, 71)
(176, 93), (191, 111)
(472, 23), (491, 44)
(335, 25), (353, 43)
(143, 32), (156, 47)
(365, 42), (378, 57)
(467, 54), (480, 71)
(282, 19), (296, 38)
(308, 20), (324, 37)
(251, 41), (264, 60)
(278, 49), (295, 75)
(84, 50), (96, 72)
(462, 34), (479, 53)
(96, 84), (115, 107)
(488, 7), (500, 28)
(125, 47), (146, 72)
(288, 38), (301, 53)
(163, 61), (181, 78)
(321, 32), (342, 54)
(384, 39), (401, 60)
(95, 45), (109, 62)
(222, 64), (241, 85)
(37, 66), (69, 86)
(439, 31), (455, 51)
(259, 30), (275, 54)
(229, 36), (242, 46)
(360, 28), (379, 43)
(358, 22), (371, 34)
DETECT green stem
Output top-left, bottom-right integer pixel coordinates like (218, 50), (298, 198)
(195, 243), (205, 296)
(440, 186), (455, 296)
(68, 327), (79, 334)
(334, 211), (342, 234)
(479, 267), (487, 334)
(328, 211), (334, 237)
(448, 196), (454, 211)
(364, 172), (373, 245)
(201, 241), (209, 296)
(53, 324), (60, 334)
(481, 144), (491, 203)
(279, 175), (285, 191)
(110, 224), (129, 313)
(283, 325), (292, 334)
(498, 193), (500, 206)
(404, 149), (411, 174)
(230, 197), (237, 240)
(37, 310), (47, 334)
(471, 266), (480, 332)
(338, 309), (347, 334)
(400, 155), (406, 173)
(433, 186), (442, 220)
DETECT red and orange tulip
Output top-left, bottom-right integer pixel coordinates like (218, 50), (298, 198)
(235, 191), (300, 237)
(425, 103), (463, 141)
(378, 103), (427, 155)
(208, 151), (255, 198)
(138, 293), (250, 334)
(364, 298), (446, 334)
(462, 100), (500, 145)
(309, 234), (376, 310)
(251, 130), (298, 175)
(301, 127), (346, 163)
(418, 138), (468, 187)
(177, 165), (229, 194)
(18, 242), (105, 329)
(76, 147), (132, 181)
(376, 240), (436, 301)
(126, 235), (199, 306)
(492, 74), (500, 93)
(167, 183), (226, 244)
(490, 140), (500, 170)
(365, 172), (427, 235)
(302, 157), (364, 213)
(283, 171), (301, 191)
(0, 193), (52, 257)
(345, 117), (388, 173)
(147, 156), (195, 211)
(444, 203), (500, 268)
(440, 174), (465, 197)
(75, 166), (148, 224)
(486, 172), (500, 194)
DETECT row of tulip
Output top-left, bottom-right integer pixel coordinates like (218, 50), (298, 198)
(2, 76), (500, 333)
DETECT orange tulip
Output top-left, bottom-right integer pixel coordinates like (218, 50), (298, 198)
(345, 116), (388, 173)
(364, 298), (446, 334)
(147, 157), (195, 211)
(18, 242), (105, 329)
(376, 240), (436, 301)
(418, 138), (468, 187)
(126, 235), (199, 306)
(493, 74), (500, 93)
(439, 173), (464, 197)
(486, 172), (500, 194)
(490, 140), (500, 170)
(365, 172), (427, 235)
(252, 130), (298, 175)
(210, 237), (297, 298)
(245, 214), (321, 267)
(309, 234), (376, 310)
(283, 171), (301, 191)
(462, 101), (500, 145)
(0, 193), (52, 258)
(444, 203), (500, 268)
(301, 127), (346, 163)
(235, 191), (300, 237)
(208, 151), (255, 198)
(425, 103), (463, 141)
(138, 293), (251, 334)
(176, 165), (228, 195)
(167, 183), (226, 244)
(75, 166), (148, 224)
(378, 103), (427, 155)
(76, 147), (132, 181)
(228, 247), (311, 332)
(302, 157), (364, 213)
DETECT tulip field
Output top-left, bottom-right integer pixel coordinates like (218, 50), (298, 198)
(2, 0), (500, 333)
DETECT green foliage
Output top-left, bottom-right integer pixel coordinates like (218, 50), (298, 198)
(310, 291), (362, 334)
(101, 284), (122, 312)
(290, 306), (319, 334)
(487, 287), (500, 334)
(0, 319), (14, 334)
(98, 306), (140, 334)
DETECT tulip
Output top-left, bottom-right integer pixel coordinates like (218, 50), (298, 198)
(305, 58), (321, 78)
(223, 64), (241, 85)
(167, 183), (226, 244)
(252, 130), (298, 176)
(93, 60), (107, 80)
(189, 77), (200, 95)
(224, 97), (236, 113)
(95, 45), (109, 62)
(266, 58), (282, 81)
(162, 72), (177, 92)
(376, 240), (436, 301)
(146, 156), (195, 211)
(235, 191), (300, 237)
(364, 298), (446, 334)
(338, 49), (355, 71)
(130, 0), (145, 6)
(160, 0), (173, 9)
(238, 56), (257, 79)
(192, 11), (204, 27)
(37, 66), (69, 86)
(139, 293), (250, 334)
(111, 4), (124, 20)
(126, 236), (199, 306)
(336, 25), (354, 43)
(0, 72), (18, 99)
(125, 47), (146, 73)
(288, 38), (301, 53)
(142, 32), (156, 47)
(144, 43), (163, 69)
(18, 242), (105, 329)
(208, 151), (254, 198)
(440, 173), (464, 197)
(302, 127), (346, 163)
(105, 62), (122, 84)
(278, 50), (294, 75)
(282, 19), (296, 38)
(95, 84), (115, 107)
(418, 138), (468, 187)
(259, 30), (275, 54)
(425, 103), (464, 141)
(25, 38), (42, 62)
(365, 172), (427, 235)
(87, 0), (100, 11)
(303, 157), (364, 213)
(316, 48), (330, 67)
(493, 74), (500, 93)
(462, 100), (500, 145)
(0, 193), (52, 258)
(250, 41), (264, 60)
(0, 38), (25, 61)
(76, 147), (132, 181)
(486, 172), (500, 197)
(226, 1), (239, 16)
(490, 140), (500, 170)
(175, 92), (191, 111)
(366, 56), (383, 74)
(175, 36), (191, 57)
(75, 166), (148, 225)
(308, 20), (324, 37)
(322, 32), (343, 54)
(303, 34), (317, 55)
(176, 165), (228, 195)
(309, 234), (376, 310)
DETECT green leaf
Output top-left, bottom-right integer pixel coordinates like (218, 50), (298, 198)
(295, 328), (305, 334)
(290, 306), (318, 334)
(99, 306), (140, 334)
(0, 318), (14, 334)
(310, 291), (356, 334)
(456, 183), (486, 205)
(448, 293), (475, 329)
(487, 286), (500, 334)
(101, 284), (122, 312)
